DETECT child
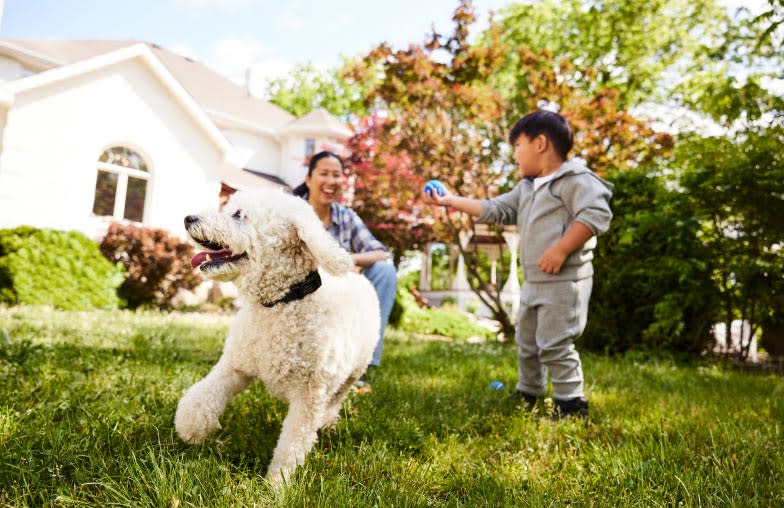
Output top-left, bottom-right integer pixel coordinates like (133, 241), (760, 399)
(423, 110), (613, 419)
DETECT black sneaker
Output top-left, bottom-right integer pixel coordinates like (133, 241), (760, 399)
(551, 397), (589, 420)
(354, 374), (371, 389)
(508, 390), (539, 411)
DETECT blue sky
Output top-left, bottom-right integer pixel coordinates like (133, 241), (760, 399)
(0, 0), (767, 93)
(1, 0), (513, 87)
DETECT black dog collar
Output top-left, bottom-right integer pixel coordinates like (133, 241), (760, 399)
(261, 270), (322, 308)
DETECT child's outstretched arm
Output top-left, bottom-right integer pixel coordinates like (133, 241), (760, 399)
(422, 186), (484, 217)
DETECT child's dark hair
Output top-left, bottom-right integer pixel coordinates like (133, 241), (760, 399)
(509, 110), (573, 161)
(292, 151), (344, 198)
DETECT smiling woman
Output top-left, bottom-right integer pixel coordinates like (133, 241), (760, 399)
(292, 151), (397, 370)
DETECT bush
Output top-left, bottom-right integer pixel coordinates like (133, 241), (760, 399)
(100, 223), (202, 309)
(0, 226), (124, 310)
(392, 271), (493, 341)
(585, 168), (718, 354)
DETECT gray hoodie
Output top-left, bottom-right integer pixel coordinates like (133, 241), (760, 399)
(478, 159), (613, 283)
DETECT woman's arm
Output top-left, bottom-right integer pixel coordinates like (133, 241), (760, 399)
(351, 250), (390, 268)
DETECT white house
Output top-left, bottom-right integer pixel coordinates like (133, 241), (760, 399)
(0, 39), (353, 238)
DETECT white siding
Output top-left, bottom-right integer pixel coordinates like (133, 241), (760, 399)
(0, 56), (26, 83)
(221, 128), (279, 174)
(0, 58), (223, 238)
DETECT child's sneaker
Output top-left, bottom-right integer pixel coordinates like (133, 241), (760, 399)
(508, 390), (539, 411)
(551, 396), (589, 420)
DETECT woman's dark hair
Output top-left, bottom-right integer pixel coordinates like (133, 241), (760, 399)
(292, 151), (344, 198)
(509, 110), (573, 161)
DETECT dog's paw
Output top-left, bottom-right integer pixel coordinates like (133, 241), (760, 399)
(174, 398), (222, 444)
(265, 464), (292, 487)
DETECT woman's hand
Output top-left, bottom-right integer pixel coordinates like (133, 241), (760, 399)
(351, 250), (390, 268)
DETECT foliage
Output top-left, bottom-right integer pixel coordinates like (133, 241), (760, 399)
(100, 223), (203, 309)
(1, 306), (783, 506)
(344, 115), (432, 263)
(489, 0), (730, 108)
(264, 60), (374, 118)
(675, 127), (784, 358)
(586, 169), (719, 354)
(675, 0), (784, 125)
(345, 1), (672, 336)
(0, 227), (124, 310)
(393, 272), (493, 341)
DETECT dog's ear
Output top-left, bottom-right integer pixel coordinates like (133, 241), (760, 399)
(292, 207), (353, 276)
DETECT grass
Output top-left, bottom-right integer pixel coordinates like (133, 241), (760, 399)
(0, 305), (782, 507)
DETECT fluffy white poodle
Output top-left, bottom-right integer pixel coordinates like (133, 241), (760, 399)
(175, 188), (380, 485)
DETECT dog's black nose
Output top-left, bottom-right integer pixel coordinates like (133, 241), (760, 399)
(184, 215), (200, 227)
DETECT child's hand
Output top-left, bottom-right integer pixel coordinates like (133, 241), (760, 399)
(538, 245), (568, 274)
(422, 180), (452, 206)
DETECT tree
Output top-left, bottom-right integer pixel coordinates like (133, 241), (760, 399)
(347, 0), (672, 337)
(675, 127), (784, 360)
(344, 114), (432, 265)
(488, 0), (729, 108)
(264, 60), (373, 118)
(669, 0), (783, 126)
(586, 167), (719, 354)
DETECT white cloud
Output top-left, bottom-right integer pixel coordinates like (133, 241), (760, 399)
(196, 37), (299, 97)
(277, 2), (306, 32)
(207, 37), (274, 84)
(169, 43), (197, 60)
(247, 58), (294, 97)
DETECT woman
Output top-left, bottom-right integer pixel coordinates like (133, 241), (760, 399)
(293, 151), (397, 372)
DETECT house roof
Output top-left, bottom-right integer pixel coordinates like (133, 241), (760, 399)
(220, 167), (292, 192)
(281, 107), (354, 139)
(242, 168), (291, 188)
(0, 39), (295, 134)
(0, 42), (242, 172)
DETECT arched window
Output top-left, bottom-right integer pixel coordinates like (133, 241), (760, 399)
(92, 146), (149, 222)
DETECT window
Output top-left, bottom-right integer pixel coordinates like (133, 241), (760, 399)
(304, 138), (316, 160)
(92, 146), (149, 222)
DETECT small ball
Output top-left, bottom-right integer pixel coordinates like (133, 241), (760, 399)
(488, 380), (505, 390)
(424, 179), (446, 197)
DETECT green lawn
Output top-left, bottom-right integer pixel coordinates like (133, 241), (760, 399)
(1, 306), (782, 507)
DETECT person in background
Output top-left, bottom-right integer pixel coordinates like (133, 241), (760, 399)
(423, 110), (613, 419)
(293, 151), (397, 386)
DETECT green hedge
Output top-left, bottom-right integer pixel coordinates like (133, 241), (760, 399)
(0, 226), (125, 310)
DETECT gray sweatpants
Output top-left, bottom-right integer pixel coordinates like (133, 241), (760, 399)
(515, 278), (593, 400)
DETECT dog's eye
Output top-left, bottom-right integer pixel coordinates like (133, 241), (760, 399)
(232, 209), (244, 220)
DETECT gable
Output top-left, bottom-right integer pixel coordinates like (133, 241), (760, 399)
(0, 43), (240, 170)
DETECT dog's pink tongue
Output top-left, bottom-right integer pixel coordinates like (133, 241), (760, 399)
(190, 252), (209, 268)
(190, 248), (233, 268)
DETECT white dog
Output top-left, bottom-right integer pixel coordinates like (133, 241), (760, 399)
(175, 188), (380, 484)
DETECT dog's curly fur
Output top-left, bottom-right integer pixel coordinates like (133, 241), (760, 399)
(175, 188), (380, 485)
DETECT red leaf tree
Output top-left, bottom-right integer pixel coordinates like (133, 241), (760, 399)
(345, 0), (673, 336)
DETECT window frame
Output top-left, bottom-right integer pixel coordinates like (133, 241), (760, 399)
(92, 147), (150, 222)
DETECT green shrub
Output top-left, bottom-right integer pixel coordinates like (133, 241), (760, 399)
(392, 271), (493, 340)
(396, 289), (493, 340)
(0, 226), (124, 310)
(586, 168), (718, 354)
(100, 223), (203, 309)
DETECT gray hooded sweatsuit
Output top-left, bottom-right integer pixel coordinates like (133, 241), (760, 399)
(478, 159), (613, 400)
